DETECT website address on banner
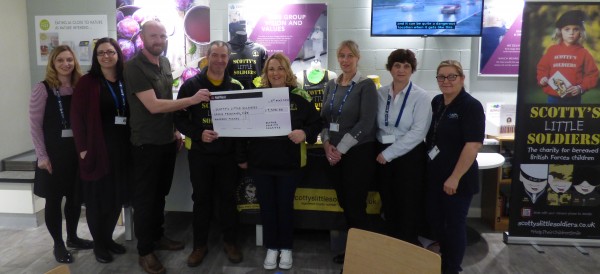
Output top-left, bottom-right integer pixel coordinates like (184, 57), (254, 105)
(530, 230), (582, 236)
(295, 195), (338, 203)
(518, 220), (596, 228)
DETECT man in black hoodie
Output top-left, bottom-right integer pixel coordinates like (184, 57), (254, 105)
(174, 40), (244, 267)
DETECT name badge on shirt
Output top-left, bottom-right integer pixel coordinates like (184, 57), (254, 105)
(428, 145), (440, 160)
(382, 135), (395, 144)
(330, 123), (340, 132)
(115, 116), (127, 125)
(61, 129), (73, 138)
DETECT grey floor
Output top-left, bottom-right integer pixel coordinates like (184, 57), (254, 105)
(1, 212), (600, 274)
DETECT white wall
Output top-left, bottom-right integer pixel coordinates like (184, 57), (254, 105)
(12, 0), (519, 163)
(208, 0), (518, 106)
(24, 0), (519, 105)
(0, 0), (32, 162)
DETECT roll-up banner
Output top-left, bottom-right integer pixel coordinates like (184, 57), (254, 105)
(508, 1), (600, 246)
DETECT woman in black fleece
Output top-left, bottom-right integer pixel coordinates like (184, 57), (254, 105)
(238, 53), (322, 270)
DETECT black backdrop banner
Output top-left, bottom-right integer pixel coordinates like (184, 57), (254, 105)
(509, 1), (600, 244)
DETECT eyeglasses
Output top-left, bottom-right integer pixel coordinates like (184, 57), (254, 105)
(97, 50), (117, 57)
(436, 74), (459, 82)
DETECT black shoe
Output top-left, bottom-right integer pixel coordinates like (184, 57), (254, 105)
(107, 240), (127, 254)
(66, 237), (94, 249)
(94, 247), (113, 263)
(333, 253), (345, 264)
(53, 245), (73, 264)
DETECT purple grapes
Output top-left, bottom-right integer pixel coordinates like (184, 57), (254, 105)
(117, 16), (140, 39)
(134, 34), (144, 52)
(116, 10), (124, 23)
(118, 39), (136, 61)
(181, 67), (201, 83)
(174, 0), (193, 11)
(132, 8), (150, 24)
(116, 0), (133, 9)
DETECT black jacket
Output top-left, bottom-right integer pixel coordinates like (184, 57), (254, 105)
(174, 67), (244, 154)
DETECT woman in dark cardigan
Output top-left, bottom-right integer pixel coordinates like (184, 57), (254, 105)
(71, 37), (130, 263)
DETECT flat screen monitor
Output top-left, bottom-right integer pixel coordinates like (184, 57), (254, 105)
(371, 0), (485, 37)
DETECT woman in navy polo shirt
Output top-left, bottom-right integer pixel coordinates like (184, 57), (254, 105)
(425, 60), (485, 274)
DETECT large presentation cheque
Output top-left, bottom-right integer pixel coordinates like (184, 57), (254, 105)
(210, 87), (291, 137)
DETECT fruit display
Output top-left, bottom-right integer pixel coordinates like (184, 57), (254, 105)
(117, 16), (139, 39)
(116, 0), (133, 9)
(181, 67), (201, 83)
(175, 0), (193, 11)
(118, 39), (136, 60)
(116, 4), (142, 61)
(116, 0), (211, 89)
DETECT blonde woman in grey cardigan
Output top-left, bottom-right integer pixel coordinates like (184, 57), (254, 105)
(321, 40), (378, 264)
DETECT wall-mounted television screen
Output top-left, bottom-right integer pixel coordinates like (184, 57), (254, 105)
(371, 0), (485, 37)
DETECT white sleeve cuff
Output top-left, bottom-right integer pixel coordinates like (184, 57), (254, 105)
(336, 133), (358, 154)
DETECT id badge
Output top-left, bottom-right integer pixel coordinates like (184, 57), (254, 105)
(428, 145), (440, 160)
(382, 135), (395, 144)
(61, 129), (73, 138)
(330, 123), (340, 132)
(115, 116), (127, 125)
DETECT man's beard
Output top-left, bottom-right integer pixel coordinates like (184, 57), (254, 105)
(146, 44), (164, 56)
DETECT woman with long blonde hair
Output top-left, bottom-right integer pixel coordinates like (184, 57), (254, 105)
(29, 45), (93, 264)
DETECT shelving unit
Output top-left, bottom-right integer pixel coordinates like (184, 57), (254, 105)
(481, 134), (514, 231)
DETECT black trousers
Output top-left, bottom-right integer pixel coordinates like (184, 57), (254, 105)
(188, 150), (239, 248)
(377, 142), (426, 245)
(426, 189), (473, 273)
(85, 176), (122, 250)
(327, 142), (377, 231)
(131, 142), (177, 256)
(253, 173), (299, 250)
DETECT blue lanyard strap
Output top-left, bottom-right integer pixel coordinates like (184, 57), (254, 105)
(431, 98), (451, 146)
(385, 82), (412, 127)
(328, 81), (356, 120)
(53, 89), (68, 129)
(105, 80), (126, 116)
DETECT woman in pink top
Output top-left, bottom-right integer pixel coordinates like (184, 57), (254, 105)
(29, 45), (93, 264)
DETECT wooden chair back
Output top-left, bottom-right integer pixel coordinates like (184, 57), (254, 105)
(45, 264), (70, 274)
(343, 228), (441, 274)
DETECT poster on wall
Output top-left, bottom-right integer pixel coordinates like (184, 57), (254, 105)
(116, 0), (210, 88)
(478, 0), (523, 76)
(35, 15), (108, 66)
(228, 3), (328, 73)
(509, 2), (600, 245)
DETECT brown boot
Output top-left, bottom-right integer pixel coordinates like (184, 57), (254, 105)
(155, 236), (184, 251)
(138, 253), (166, 274)
(187, 246), (208, 267)
(223, 243), (243, 263)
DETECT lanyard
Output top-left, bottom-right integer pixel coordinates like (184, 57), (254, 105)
(105, 80), (126, 116)
(385, 82), (412, 127)
(53, 88), (68, 129)
(430, 98), (451, 146)
(328, 81), (356, 121)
